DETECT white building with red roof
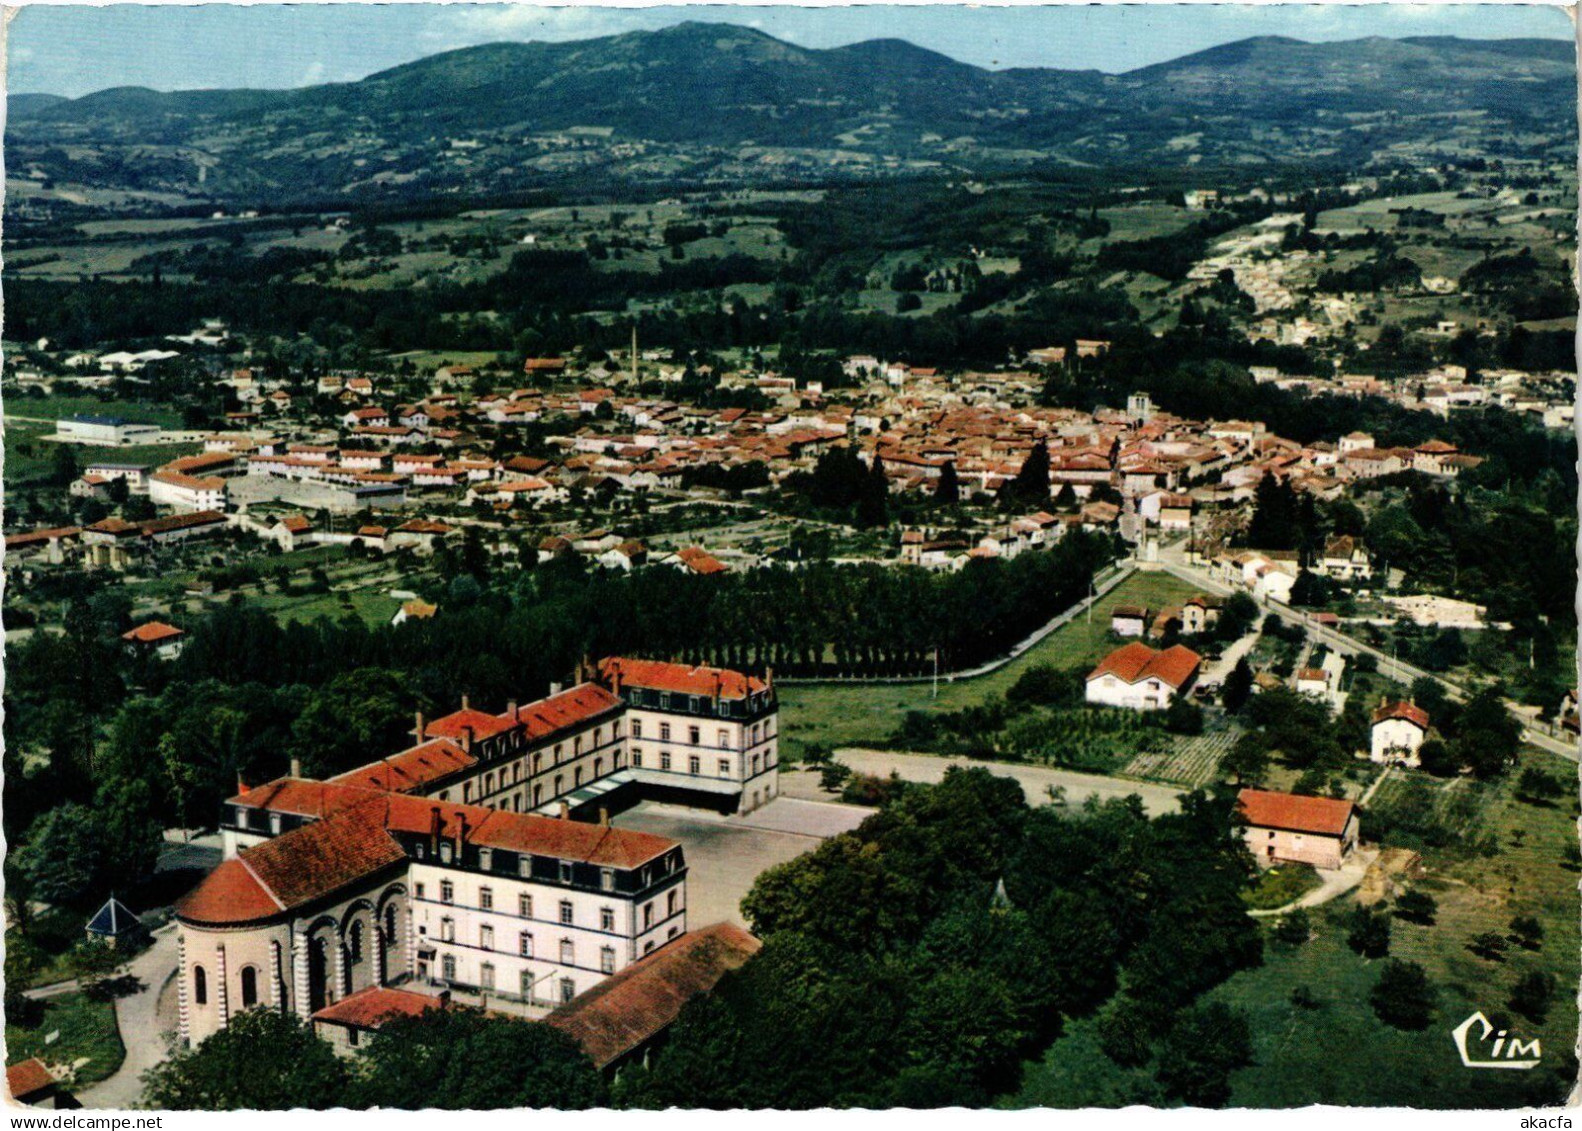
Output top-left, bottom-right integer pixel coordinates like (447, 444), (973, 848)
(1085, 642), (1202, 710)
(1370, 700), (1430, 766)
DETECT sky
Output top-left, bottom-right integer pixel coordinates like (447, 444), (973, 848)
(6, 2), (1574, 98)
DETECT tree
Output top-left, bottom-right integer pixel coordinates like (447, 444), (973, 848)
(1097, 997), (1155, 1067)
(856, 454), (889, 529)
(1006, 442), (1050, 506)
(1164, 695), (1204, 735)
(1221, 658), (1254, 715)
(1509, 915), (1544, 951)
(1154, 1002), (1254, 1108)
(1469, 931), (1509, 961)
(352, 1008), (606, 1109)
(936, 461), (960, 505)
(1508, 971), (1556, 1022)
(819, 763), (853, 792)
(50, 443), (79, 487)
(1393, 889), (1437, 926)
(1346, 906), (1391, 958)
(1272, 907), (1311, 946)
(14, 803), (104, 907)
(1370, 960), (1436, 1030)
(142, 1009), (349, 1109)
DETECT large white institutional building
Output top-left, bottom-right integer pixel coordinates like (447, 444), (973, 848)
(176, 657), (779, 1048)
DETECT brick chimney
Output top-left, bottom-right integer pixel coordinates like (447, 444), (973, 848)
(414, 711), (425, 742)
(454, 810), (467, 860)
(462, 726), (474, 754)
(461, 693), (470, 712)
(598, 806), (609, 827)
(429, 807), (442, 857)
(558, 800), (570, 821)
(236, 774), (249, 796)
(507, 699), (518, 719)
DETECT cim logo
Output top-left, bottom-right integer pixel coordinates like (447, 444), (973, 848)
(1452, 1011), (1541, 1070)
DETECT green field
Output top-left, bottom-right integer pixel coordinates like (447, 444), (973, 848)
(778, 569), (1201, 758)
(5, 394), (185, 427)
(5, 992), (126, 1087)
(1010, 748), (1580, 1109)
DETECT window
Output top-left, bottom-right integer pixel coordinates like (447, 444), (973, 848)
(480, 886), (494, 910)
(559, 978), (576, 1004)
(574, 767), (584, 787)
(194, 965), (208, 1005)
(660, 752), (672, 771)
(594, 727), (602, 747)
(439, 842), (453, 864)
(485, 772), (495, 793)
(415, 844), (426, 861)
(554, 744), (563, 764)
(594, 757), (603, 777)
(667, 891), (678, 916)
(718, 758), (731, 777)
(519, 893), (533, 917)
(559, 861), (573, 883)
(384, 905), (397, 944)
(554, 774), (564, 795)
(600, 907), (615, 931)
(688, 755), (700, 775)
(689, 726), (700, 745)
(643, 903), (654, 929)
(574, 737), (583, 756)
(600, 947), (616, 974)
(463, 783), (473, 803)
(632, 720), (643, 739)
(659, 693), (671, 710)
(440, 918), (455, 942)
(480, 925), (494, 950)
(414, 882), (426, 900)
(480, 963), (496, 990)
(600, 868), (614, 892)
(560, 939), (575, 965)
(717, 729), (729, 748)
(521, 969), (535, 999)
(441, 955), (456, 981)
(533, 753), (543, 774)
(752, 723), (761, 744)
(643, 941), (655, 956)
(614, 751), (624, 769)
(533, 785), (543, 806)
(440, 880), (454, 904)
(559, 900), (574, 925)
(659, 722), (672, 741)
(520, 932), (534, 957)
(513, 762), (522, 783)
(632, 750), (643, 768)
(348, 922), (364, 964)
(480, 849), (493, 870)
(752, 754), (761, 775)
(348, 1028), (360, 1048)
(269, 812), (282, 835)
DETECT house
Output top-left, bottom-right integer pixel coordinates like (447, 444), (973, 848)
(1295, 667), (1329, 697)
(1237, 788), (1359, 870)
(1180, 594), (1222, 636)
(1085, 642), (1201, 711)
(6, 1059), (71, 1108)
(392, 599), (438, 626)
(274, 514), (315, 551)
(121, 621), (186, 660)
(1319, 536), (1371, 581)
(599, 540), (649, 572)
(671, 546), (728, 576)
(69, 474), (113, 501)
(1370, 700), (1430, 766)
(1110, 605), (1149, 638)
(149, 470), (227, 513)
(343, 406), (390, 429)
(1157, 494), (1194, 531)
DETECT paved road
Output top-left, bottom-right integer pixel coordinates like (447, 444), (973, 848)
(1156, 542), (1578, 763)
(30, 924), (181, 1110)
(836, 748), (1184, 815)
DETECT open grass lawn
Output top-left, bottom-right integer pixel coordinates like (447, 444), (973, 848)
(1009, 748), (1579, 1109)
(5, 992), (125, 1087)
(5, 394), (185, 428)
(778, 570), (1201, 759)
(251, 586), (404, 629)
(1243, 863), (1322, 911)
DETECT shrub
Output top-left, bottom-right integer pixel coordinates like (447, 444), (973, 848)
(1370, 959), (1436, 1030)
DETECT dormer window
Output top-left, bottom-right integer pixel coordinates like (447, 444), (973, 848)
(559, 861), (573, 883)
(268, 812), (282, 835)
(439, 842), (453, 864)
(479, 848), (493, 870)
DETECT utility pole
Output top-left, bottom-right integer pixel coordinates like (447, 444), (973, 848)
(932, 646), (939, 700)
(631, 322), (639, 383)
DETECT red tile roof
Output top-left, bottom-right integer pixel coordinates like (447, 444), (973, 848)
(237, 801), (409, 911)
(423, 707), (518, 743)
(331, 739), (475, 794)
(174, 857), (284, 926)
(1238, 788), (1356, 837)
(6, 1058), (56, 1101)
(510, 683), (623, 742)
(1087, 642), (1201, 690)
(1372, 700), (1430, 730)
(122, 621), (184, 644)
(599, 657), (766, 700)
(548, 923), (761, 1068)
(311, 985), (446, 1030)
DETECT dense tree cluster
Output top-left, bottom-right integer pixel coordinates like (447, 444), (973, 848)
(615, 770), (1262, 1108)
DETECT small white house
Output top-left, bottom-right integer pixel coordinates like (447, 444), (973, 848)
(1370, 700), (1429, 766)
(1085, 642), (1201, 711)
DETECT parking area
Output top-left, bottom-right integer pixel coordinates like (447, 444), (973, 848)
(612, 797), (869, 928)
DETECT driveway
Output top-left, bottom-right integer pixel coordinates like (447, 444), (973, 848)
(835, 749), (1185, 815)
(72, 924), (181, 1110)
